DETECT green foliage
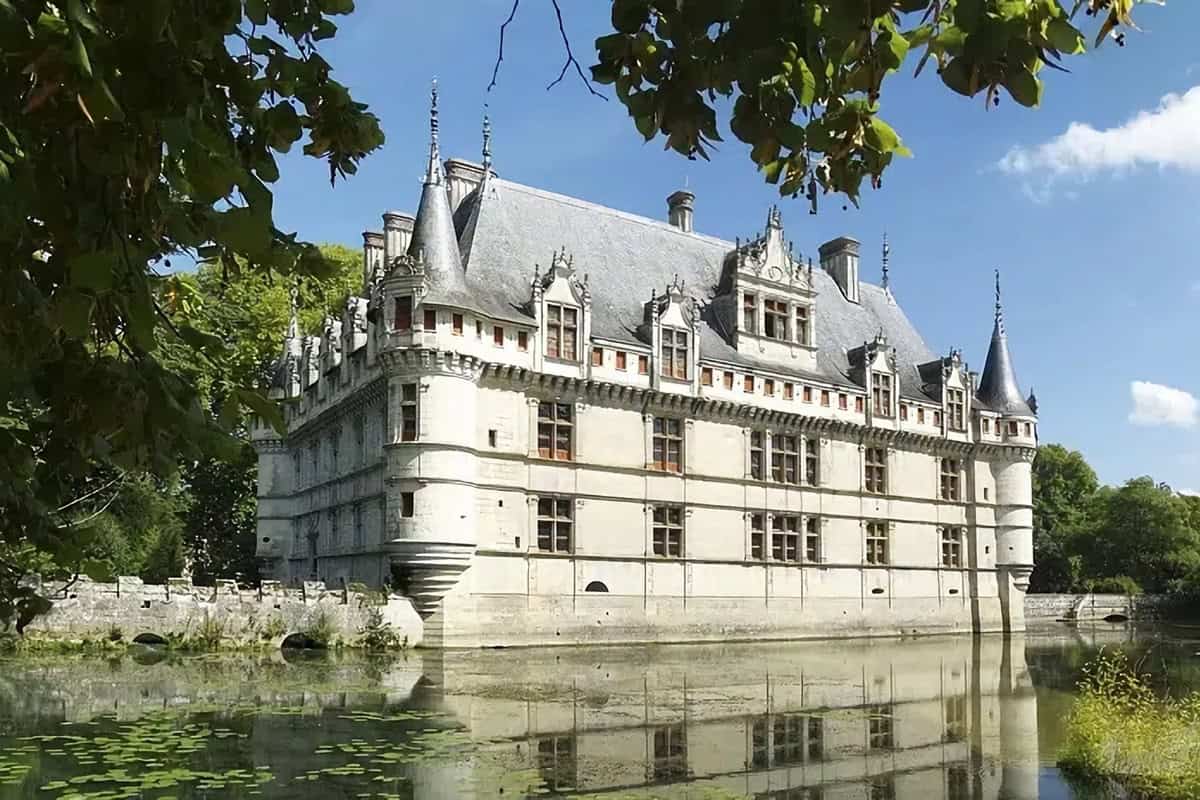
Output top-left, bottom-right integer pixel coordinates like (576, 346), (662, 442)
(1061, 650), (1200, 800)
(1031, 444), (1099, 592)
(357, 608), (405, 652)
(0, 0), (381, 626)
(301, 609), (337, 649)
(592, 1), (1159, 204)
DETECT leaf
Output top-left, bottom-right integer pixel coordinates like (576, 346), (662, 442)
(1005, 68), (1042, 107)
(219, 207), (272, 256)
(246, 0), (267, 25)
(939, 58), (974, 97)
(69, 251), (115, 290)
(865, 117), (910, 156)
(53, 290), (95, 337)
(1047, 18), (1085, 54)
(71, 28), (92, 78)
(792, 58), (816, 106)
(178, 323), (228, 355)
(235, 388), (285, 435)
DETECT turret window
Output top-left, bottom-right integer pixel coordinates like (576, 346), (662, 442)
(537, 402), (573, 460)
(865, 447), (887, 494)
(764, 298), (788, 340)
(536, 498), (573, 553)
(545, 303), (578, 360)
(652, 417), (683, 472)
(940, 458), (961, 501)
(947, 388), (966, 430)
(873, 373), (893, 417)
(865, 522), (889, 565)
(400, 383), (419, 442)
(423, 308), (437, 330)
(941, 526), (963, 567)
(660, 329), (689, 380)
(652, 505), (684, 557)
(394, 296), (412, 331)
(452, 313), (464, 335)
(771, 434), (800, 485)
(743, 293), (757, 332)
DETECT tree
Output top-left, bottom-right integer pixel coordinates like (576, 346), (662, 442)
(1030, 444), (1099, 592)
(0, 1), (382, 626)
(587, 1), (1159, 205)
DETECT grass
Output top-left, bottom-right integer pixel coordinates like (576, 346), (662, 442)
(1059, 650), (1200, 799)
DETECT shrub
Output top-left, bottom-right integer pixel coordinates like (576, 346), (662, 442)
(300, 609), (337, 649)
(1060, 650), (1200, 800)
(1082, 575), (1143, 595)
(357, 608), (404, 652)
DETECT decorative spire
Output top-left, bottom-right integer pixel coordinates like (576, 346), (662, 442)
(481, 111), (492, 172)
(994, 268), (1005, 335)
(881, 232), (891, 292)
(977, 270), (1033, 416)
(424, 79), (443, 186)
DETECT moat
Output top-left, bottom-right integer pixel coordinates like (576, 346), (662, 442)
(1, 626), (1193, 799)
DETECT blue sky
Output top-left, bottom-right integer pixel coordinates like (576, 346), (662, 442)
(269, 1), (1199, 492)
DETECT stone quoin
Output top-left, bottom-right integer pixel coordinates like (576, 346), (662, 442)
(251, 84), (1038, 648)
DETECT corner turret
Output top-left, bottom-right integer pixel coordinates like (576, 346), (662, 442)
(407, 80), (468, 297)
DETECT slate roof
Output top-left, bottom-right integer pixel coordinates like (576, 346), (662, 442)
(451, 176), (951, 403)
(977, 319), (1035, 416)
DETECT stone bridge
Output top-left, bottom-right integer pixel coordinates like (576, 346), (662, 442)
(1024, 593), (1148, 624)
(14, 575), (424, 648)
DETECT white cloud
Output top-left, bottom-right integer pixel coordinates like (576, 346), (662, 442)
(1129, 381), (1199, 428)
(1181, 488), (1200, 497)
(998, 86), (1200, 178)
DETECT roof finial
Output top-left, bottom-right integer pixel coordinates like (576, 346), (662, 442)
(994, 268), (1005, 335)
(424, 78), (442, 185)
(881, 232), (891, 292)
(481, 110), (492, 172)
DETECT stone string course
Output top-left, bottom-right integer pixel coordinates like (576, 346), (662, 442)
(15, 575), (423, 647)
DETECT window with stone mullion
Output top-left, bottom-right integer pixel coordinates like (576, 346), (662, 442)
(537, 401), (573, 460)
(750, 513), (765, 560)
(771, 434), (800, 485)
(804, 438), (819, 485)
(795, 304), (810, 345)
(652, 417), (683, 472)
(763, 298), (789, 341)
(865, 447), (888, 494)
(652, 505), (683, 557)
(872, 373), (893, 417)
(941, 526), (963, 567)
(866, 521), (889, 565)
(536, 497), (573, 553)
(750, 430), (765, 480)
(772, 515), (800, 562)
(660, 329), (689, 380)
(947, 388), (966, 431)
(545, 303), (578, 361)
(940, 458), (961, 501)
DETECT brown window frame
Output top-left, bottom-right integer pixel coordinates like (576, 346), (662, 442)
(900, 404), (908, 421)
(660, 329), (689, 380)
(616, 351), (628, 371)
(700, 366), (712, 386)
(536, 497), (573, 553)
(873, 373), (894, 418)
(941, 458), (961, 501)
(783, 382), (794, 400)
(744, 375), (755, 393)
(865, 447), (887, 494)
(764, 378), (775, 397)
(803, 386), (813, 403)
(638, 355), (649, 374)
(394, 296), (413, 331)
(591, 346), (603, 367)
(652, 505), (684, 557)
(723, 371), (734, 389)
(917, 407), (926, 424)
(763, 298), (788, 340)
(772, 434), (800, 485)
(652, 417), (683, 473)
(451, 313), (464, 335)
(866, 521), (889, 566)
(400, 383), (418, 442)
(517, 330), (529, 351)
(947, 388), (966, 431)
(545, 303), (578, 361)
(492, 325), (504, 347)
(855, 396), (864, 413)
(838, 393), (848, 410)
(537, 401), (574, 461)
(820, 391), (830, 407)
(423, 308), (437, 330)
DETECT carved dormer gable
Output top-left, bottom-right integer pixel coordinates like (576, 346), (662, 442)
(917, 348), (967, 402)
(343, 296), (368, 354)
(640, 275), (701, 388)
(530, 247), (590, 365)
(849, 331), (899, 421)
(320, 316), (343, 373)
(720, 207), (818, 373)
(301, 335), (321, 388)
(372, 248), (427, 332)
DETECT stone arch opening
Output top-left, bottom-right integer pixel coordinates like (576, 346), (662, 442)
(281, 632), (326, 650)
(132, 633), (167, 646)
(1103, 613), (1130, 624)
(584, 581), (609, 593)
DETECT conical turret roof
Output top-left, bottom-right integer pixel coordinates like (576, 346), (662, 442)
(408, 80), (467, 295)
(977, 271), (1034, 416)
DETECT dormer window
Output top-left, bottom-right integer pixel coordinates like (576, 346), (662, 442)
(545, 303), (578, 360)
(764, 299), (788, 340)
(795, 305), (811, 345)
(660, 329), (688, 380)
(872, 373), (893, 418)
(947, 388), (966, 431)
(743, 293), (757, 332)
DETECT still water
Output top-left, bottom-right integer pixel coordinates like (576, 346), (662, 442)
(1, 626), (1196, 799)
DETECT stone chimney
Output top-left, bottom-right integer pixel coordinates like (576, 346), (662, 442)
(666, 190), (695, 233)
(362, 230), (384, 291)
(819, 236), (861, 303)
(382, 211), (414, 265)
(444, 158), (486, 213)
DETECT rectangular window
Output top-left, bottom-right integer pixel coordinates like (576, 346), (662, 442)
(423, 308), (437, 330)
(723, 371), (734, 390)
(517, 330), (529, 351)
(945, 695), (967, 744)
(795, 305), (810, 345)
(855, 396), (864, 413)
(934, 410), (943, 426)
(493, 326), (504, 346)
(764, 378), (775, 397)
(536, 736), (577, 794)
(700, 367), (712, 385)
(452, 313), (464, 335)
(660, 329), (688, 380)
(772, 434), (800, 485)
(638, 355), (648, 375)
(652, 417), (683, 473)
(751, 513), (765, 560)
(400, 383), (418, 442)
(941, 526), (963, 568)
(475, 319), (482, 339)
(617, 351), (628, 371)
(868, 705), (895, 750)
(744, 375), (754, 393)
(1025, 422), (1033, 437)
(772, 515), (800, 562)
(401, 491), (414, 518)
(772, 715), (805, 765)
(652, 723), (687, 782)
(873, 373), (893, 417)
(866, 521), (889, 565)
(948, 765), (970, 800)
(947, 388), (966, 431)
(900, 404), (908, 421)
(537, 401), (573, 461)
(784, 382), (794, 400)
(918, 407), (926, 424)
(804, 517), (821, 562)
(764, 298), (788, 340)
(803, 386), (813, 403)
(652, 506), (683, 557)
(1008, 420), (1019, 435)
(865, 447), (887, 494)
(750, 430), (764, 480)
(742, 293), (757, 333)
(591, 346), (603, 367)
(941, 458), (961, 501)
(805, 438), (819, 485)
(545, 303), (578, 360)
(394, 296), (413, 331)
(982, 417), (990, 433)
(820, 391), (830, 407)
(838, 393), (848, 410)
(536, 498), (573, 553)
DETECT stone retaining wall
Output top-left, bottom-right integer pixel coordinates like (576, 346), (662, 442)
(1025, 593), (1161, 623)
(12, 575), (423, 648)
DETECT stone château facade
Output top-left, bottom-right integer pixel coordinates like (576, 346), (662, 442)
(252, 88), (1038, 648)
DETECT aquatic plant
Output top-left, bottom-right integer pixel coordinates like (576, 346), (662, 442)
(357, 608), (405, 652)
(1060, 650), (1200, 800)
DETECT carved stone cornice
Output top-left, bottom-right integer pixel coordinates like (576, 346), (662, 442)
(378, 347), (487, 380)
(286, 378), (386, 439)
